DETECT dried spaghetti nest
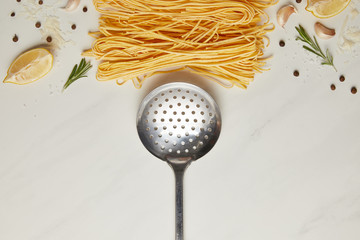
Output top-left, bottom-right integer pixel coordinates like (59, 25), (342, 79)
(83, 0), (276, 88)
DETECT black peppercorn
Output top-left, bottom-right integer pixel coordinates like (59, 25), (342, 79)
(351, 87), (357, 94)
(339, 75), (345, 82)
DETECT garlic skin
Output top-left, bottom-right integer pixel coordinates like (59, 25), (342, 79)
(277, 5), (297, 28)
(314, 22), (336, 39)
(63, 0), (80, 12)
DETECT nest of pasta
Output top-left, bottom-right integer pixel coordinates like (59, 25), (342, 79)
(84, 0), (275, 88)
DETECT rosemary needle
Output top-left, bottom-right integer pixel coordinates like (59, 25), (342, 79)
(63, 58), (92, 92)
(295, 25), (337, 72)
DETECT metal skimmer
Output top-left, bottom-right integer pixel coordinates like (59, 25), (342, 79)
(136, 82), (221, 240)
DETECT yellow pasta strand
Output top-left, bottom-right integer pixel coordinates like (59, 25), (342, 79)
(83, 0), (276, 88)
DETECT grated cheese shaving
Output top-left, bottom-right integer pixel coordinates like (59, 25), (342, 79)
(19, 0), (71, 49)
(337, 1), (360, 52)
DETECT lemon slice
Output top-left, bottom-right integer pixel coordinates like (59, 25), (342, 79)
(3, 48), (53, 85)
(306, 0), (351, 18)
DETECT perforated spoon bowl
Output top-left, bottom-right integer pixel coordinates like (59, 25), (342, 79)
(136, 82), (221, 240)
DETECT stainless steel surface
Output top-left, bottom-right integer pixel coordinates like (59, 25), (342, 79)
(136, 82), (221, 240)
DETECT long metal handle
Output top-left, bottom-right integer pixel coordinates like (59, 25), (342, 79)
(170, 162), (190, 240)
(175, 168), (185, 240)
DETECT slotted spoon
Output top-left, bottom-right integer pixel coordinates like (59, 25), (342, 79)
(136, 82), (221, 240)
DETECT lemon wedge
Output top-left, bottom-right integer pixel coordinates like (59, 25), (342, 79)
(3, 48), (53, 85)
(306, 0), (351, 18)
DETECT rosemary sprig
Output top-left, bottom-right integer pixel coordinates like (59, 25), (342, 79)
(62, 58), (92, 92)
(295, 25), (337, 72)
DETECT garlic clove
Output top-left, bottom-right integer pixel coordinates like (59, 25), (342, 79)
(277, 5), (297, 28)
(63, 0), (80, 12)
(314, 22), (336, 39)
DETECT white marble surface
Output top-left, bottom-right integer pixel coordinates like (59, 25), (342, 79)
(1, 1), (360, 239)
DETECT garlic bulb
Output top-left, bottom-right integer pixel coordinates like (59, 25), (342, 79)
(63, 0), (80, 12)
(314, 22), (336, 39)
(277, 5), (297, 28)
